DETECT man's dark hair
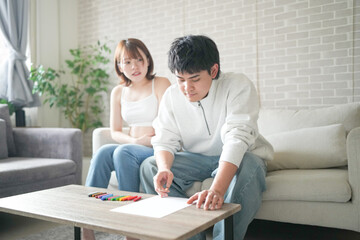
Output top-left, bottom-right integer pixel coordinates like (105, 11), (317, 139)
(168, 35), (220, 79)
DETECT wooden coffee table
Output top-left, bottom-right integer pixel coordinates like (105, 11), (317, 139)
(0, 185), (240, 240)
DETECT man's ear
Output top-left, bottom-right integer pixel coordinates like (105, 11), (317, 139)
(210, 64), (219, 79)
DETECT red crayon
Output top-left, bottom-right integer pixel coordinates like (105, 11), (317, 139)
(133, 196), (142, 202)
(127, 196), (137, 201)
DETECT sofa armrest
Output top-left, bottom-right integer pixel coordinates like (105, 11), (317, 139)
(347, 126), (360, 204)
(12, 127), (83, 184)
(92, 127), (129, 155)
(92, 128), (116, 154)
(92, 127), (130, 154)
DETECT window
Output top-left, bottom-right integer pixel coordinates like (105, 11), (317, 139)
(0, 32), (9, 66)
(0, 31), (31, 70)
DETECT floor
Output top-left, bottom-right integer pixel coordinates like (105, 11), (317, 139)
(1, 158), (359, 240)
(1, 212), (359, 240)
(245, 219), (360, 240)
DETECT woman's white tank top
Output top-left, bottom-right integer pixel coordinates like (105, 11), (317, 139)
(121, 80), (158, 127)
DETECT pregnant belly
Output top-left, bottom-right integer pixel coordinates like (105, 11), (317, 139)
(129, 126), (155, 138)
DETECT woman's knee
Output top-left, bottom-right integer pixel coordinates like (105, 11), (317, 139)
(113, 144), (133, 156)
(91, 144), (117, 166)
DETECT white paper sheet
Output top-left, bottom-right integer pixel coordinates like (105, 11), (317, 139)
(111, 196), (191, 218)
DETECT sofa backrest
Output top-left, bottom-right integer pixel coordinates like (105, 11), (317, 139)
(258, 102), (360, 136)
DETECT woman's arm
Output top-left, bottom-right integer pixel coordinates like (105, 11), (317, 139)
(109, 85), (137, 144)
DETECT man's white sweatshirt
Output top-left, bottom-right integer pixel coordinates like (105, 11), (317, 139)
(152, 72), (273, 167)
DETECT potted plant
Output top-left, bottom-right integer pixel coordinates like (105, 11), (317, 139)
(29, 40), (111, 132)
(0, 99), (15, 115)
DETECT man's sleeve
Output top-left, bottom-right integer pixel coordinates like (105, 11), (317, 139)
(151, 89), (182, 156)
(220, 75), (260, 167)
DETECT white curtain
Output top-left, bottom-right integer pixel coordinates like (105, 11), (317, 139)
(0, 0), (39, 108)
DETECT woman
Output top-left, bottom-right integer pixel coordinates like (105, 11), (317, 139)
(83, 38), (170, 240)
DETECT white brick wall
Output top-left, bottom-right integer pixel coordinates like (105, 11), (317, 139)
(78, 0), (359, 156)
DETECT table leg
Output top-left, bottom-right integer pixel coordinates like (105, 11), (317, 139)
(74, 226), (81, 240)
(224, 215), (234, 240)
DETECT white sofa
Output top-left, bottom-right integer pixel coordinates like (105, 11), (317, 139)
(92, 103), (360, 233)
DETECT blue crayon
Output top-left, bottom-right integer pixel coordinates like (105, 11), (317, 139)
(100, 194), (113, 201)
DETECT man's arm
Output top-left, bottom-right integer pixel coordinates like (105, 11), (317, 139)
(187, 161), (237, 210)
(154, 150), (175, 197)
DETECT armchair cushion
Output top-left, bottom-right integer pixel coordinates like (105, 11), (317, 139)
(0, 157), (76, 187)
(12, 127), (83, 185)
(266, 124), (347, 171)
(0, 119), (8, 159)
(0, 104), (16, 156)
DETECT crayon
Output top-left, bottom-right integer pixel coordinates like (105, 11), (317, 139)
(119, 195), (131, 201)
(113, 195), (126, 201)
(133, 196), (142, 201)
(100, 194), (114, 201)
(89, 192), (107, 197)
(107, 195), (120, 201)
(126, 196), (137, 201)
(120, 196), (134, 201)
(88, 191), (100, 197)
(95, 193), (109, 199)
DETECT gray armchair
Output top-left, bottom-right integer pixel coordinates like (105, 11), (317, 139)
(0, 104), (82, 198)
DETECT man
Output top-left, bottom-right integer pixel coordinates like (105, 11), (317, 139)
(140, 35), (273, 240)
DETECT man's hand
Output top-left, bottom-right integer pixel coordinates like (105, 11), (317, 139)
(153, 169), (173, 197)
(187, 189), (224, 210)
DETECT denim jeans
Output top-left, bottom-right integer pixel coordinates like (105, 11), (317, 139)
(140, 151), (266, 240)
(85, 144), (153, 192)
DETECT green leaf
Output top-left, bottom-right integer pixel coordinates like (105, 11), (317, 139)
(27, 38), (112, 132)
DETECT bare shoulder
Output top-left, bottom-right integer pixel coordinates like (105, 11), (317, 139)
(154, 76), (171, 88)
(110, 84), (124, 100)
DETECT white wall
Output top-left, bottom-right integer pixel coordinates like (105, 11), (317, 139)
(34, 0), (360, 156)
(78, 0), (359, 111)
(29, 0), (78, 128)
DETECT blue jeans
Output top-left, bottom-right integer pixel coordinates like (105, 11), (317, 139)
(86, 144), (153, 192)
(140, 151), (266, 240)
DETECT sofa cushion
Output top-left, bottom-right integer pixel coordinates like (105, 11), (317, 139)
(266, 124), (347, 171)
(0, 157), (76, 187)
(0, 104), (16, 156)
(0, 119), (8, 159)
(262, 169), (351, 203)
(192, 169), (351, 203)
(258, 102), (360, 136)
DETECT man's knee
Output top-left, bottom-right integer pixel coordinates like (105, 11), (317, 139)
(241, 152), (266, 175)
(140, 156), (157, 177)
(238, 152), (267, 192)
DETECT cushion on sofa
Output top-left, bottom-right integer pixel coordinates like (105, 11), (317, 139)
(196, 169), (351, 203)
(262, 169), (351, 203)
(0, 157), (77, 186)
(266, 124), (347, 171)
(0, 119), (8, 159)
(258, 102), (360, 136)
(0, 104), (16, 156)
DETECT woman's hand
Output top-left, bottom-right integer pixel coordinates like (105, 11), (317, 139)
(187, 189), (224, 210)
(134, 134), (154, 147)
(153, 169), (173, 197)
